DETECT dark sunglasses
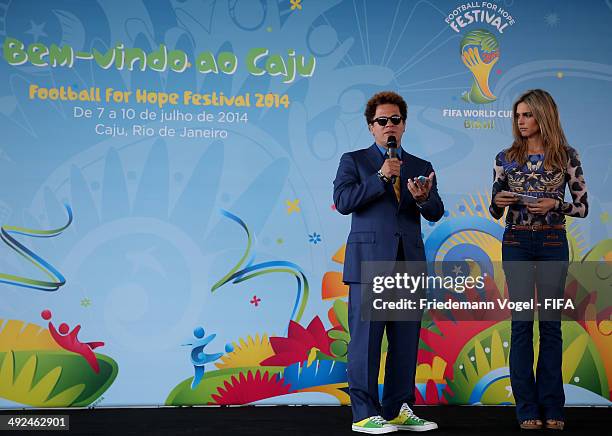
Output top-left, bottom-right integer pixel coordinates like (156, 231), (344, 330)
(372, 115), (403, 126)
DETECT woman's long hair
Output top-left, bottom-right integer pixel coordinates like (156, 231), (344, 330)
(507, 89), (568, 170)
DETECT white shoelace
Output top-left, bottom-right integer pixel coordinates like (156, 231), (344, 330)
(370, 416), (389, 426)
(399, 405), (425, 423)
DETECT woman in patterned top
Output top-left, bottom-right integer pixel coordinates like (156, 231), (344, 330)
(489, 89), (588, 431)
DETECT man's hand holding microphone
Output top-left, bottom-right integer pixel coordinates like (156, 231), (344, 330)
(379, 136), (434, 203)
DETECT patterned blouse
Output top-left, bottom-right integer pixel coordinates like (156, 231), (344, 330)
(489, 146), (588, 226)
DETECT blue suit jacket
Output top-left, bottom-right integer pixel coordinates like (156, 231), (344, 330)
(333, 144), (444, 283)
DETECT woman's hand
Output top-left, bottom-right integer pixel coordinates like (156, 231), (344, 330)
(494, 191), (519, 208)
(527, 198), (558, 215)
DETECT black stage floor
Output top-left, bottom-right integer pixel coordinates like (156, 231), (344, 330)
(0, 405), (609, 435)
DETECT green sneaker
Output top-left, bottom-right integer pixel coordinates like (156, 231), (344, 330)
(352, 415), (398, 434)
(388, 404), (438, 431)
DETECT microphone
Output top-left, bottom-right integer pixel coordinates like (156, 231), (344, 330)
(387, 136), (398, 182)
(387, 136), (398, 159)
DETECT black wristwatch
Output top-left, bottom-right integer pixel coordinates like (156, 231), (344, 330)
(377, 169), (391, 183)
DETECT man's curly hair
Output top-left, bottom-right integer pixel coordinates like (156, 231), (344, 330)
(364, 91), (407, 125)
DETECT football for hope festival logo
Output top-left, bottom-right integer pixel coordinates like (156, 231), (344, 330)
(442, 2), (517, 128)
(446, 2), (515, 104)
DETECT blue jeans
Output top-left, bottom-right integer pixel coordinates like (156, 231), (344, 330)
(502, 228), (569, 423)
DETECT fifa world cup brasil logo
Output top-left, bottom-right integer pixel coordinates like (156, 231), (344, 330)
(461, 29), (499, 104)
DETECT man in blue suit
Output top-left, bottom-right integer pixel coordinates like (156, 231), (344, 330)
(333, 91), (444, 434)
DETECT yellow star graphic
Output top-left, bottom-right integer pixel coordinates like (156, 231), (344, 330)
(601, 212), (609, 223)
(527, 171), (540, 180)
(290, 0), (302, 10)
(286, 199), (300, 214)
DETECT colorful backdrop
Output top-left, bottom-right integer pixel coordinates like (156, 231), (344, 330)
(0, 0), (610, 408)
